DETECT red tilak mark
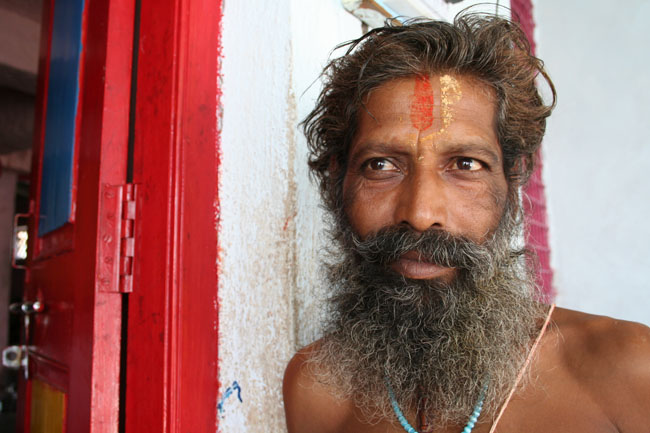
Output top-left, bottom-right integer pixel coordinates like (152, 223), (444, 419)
(410, 75), (434, 131)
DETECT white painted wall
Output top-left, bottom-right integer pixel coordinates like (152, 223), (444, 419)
(535, 0), (650, 325)
(218, 1), (360, 431)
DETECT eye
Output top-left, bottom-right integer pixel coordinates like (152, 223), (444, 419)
(454, 157), (484, 171)
(359, 157), (401, 180)
(362, 158), (398, 172)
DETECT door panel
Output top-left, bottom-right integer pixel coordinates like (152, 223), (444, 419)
(30, 379), (67, 433)
(17, 0), (136, 431)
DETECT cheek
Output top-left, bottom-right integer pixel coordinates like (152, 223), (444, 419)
(453, 178), (507, 239)
(342, 175), (373, 235)
(342, 174), (395, 237)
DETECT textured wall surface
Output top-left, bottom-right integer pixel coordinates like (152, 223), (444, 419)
(218, 1), (359, 431)
(535, 0), (650, 325)
(218, 1), (296, 429)
(289, 0), (362, 349)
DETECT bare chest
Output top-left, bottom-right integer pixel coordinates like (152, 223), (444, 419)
(338, 375), (618, 433)
(339, 406), (617, 433)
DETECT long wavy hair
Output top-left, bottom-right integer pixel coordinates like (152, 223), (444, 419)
(302, 14), (556, 216)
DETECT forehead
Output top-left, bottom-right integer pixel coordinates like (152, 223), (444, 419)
(353, 75), (498, 151)
(362, 75), (495, 116)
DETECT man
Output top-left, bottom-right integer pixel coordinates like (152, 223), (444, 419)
(283, 15), (650, 433)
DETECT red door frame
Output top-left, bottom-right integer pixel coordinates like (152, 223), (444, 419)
(124, 0), (221, 431)
(19, 0), (135, 431)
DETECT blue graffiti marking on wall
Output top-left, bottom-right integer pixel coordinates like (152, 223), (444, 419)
(218, 381), (243, 417)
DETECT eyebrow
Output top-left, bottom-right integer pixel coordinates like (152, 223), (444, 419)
(347, 141), (413, 162)
(437, 142), (501, 164)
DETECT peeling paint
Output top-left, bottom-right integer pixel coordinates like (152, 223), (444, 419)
(219, 1), (299, 431)
(219, 1), (362, 432)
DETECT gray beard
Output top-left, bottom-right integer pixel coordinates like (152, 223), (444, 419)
(308, 203), (546, 425)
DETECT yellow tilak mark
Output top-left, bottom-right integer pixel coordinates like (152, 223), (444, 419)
(439, 74), (462, 133)
(420, 75), (462, 144)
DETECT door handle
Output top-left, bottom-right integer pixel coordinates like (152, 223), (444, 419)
(4, 300), (45, 379)
(9, 301), (44, 315)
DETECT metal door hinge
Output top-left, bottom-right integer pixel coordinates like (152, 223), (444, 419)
(119, 183), (136, 293)
(97, 183), (137, 293)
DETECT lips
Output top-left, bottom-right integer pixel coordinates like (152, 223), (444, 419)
(390, 251), (456, 280)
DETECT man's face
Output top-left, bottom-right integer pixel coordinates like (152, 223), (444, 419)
(342, 74), (508, 282)
(314, 74), (542, 424)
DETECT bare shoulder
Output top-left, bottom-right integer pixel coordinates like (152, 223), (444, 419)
(551, 307), (650, 431)
(283, 340), (353, 433)
(551, 307), (650, 372)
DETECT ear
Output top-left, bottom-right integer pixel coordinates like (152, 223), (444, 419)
(328, 154), (341, 180)
(510, 155), (523, 175)
(509, 155), (529, 186)
(327, 154), (347, 207)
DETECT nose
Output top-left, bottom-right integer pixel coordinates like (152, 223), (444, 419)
(394, 168), (449, 233)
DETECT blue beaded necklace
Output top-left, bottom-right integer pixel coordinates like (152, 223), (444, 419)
(386, 381), (487, 433)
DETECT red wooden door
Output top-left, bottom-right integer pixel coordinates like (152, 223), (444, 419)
(15, 0), (221, 430)
(16, 0), (135, 431)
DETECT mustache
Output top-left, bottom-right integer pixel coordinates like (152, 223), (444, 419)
(349, 225), (497, 271)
